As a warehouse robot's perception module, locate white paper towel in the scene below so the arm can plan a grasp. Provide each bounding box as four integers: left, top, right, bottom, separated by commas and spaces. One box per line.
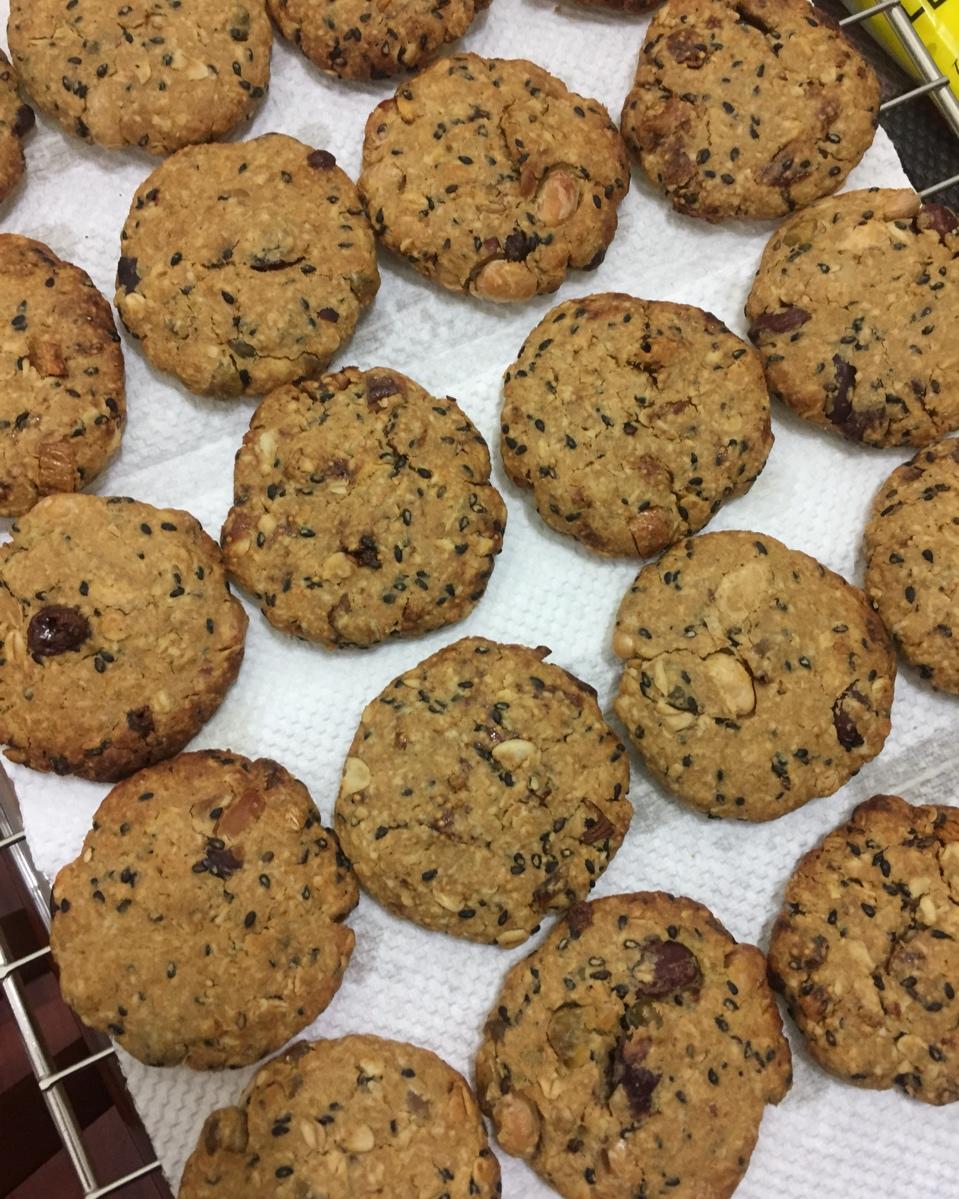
3, 0, 958, 1193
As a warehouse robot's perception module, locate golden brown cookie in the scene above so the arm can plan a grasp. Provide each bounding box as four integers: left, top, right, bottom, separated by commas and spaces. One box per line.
620, 0, 878, 221
475, 892, 792, 1198
864, 437, 959, 690
221, 368, 506, 648
335, 637, 631, 946
8, 0, 271, 155
501, 293, 773, 556
0, 494, 247, 781
613, 530, 896, 821
115, 134, 379, 397
179, 1035, 502, 1196
51, 751, 357, 1069
0, 234, 125, 517
0, 50, 32, 201
359, 54, 629, 301
268, 0, 489, 80
769, 793, 959, 1104
747, 189, 959, 447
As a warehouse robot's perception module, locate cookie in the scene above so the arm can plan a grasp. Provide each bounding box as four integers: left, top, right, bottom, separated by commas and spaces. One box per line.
179, 1034, 502, 1197
620, 0, 878, 222
8, 0, 271, 156
475, 892, 791, 1198
864, 437, 959, 691
51, 751, 357, 1069
613, 530, 896, 821
268, 0, 489, 80
221, 367, 506, 648
0, 494, 247, 781
769, 793, 959, 1104
115, 134, 379, 397
0, 50, 32, 202
359, 54, 629, 301
747, 189, 959, 447
335, 637, 631, 946
501, 293, 773, 557
0, 234, 125, 517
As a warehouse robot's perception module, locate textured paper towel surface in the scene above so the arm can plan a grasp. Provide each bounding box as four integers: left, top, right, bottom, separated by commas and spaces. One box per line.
3, 0, 958, 1193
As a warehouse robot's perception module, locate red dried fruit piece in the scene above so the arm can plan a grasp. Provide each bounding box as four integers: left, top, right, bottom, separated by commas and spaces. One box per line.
27, 605, 91, 656
635, 938, 702, 997
748, 305, 811, 338
610, 1036, 660, 1118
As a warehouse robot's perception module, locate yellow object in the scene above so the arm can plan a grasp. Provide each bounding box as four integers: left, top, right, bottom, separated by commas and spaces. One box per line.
843, 0, 959, 97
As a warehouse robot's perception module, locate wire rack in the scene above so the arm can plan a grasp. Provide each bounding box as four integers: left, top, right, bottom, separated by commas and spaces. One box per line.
2, 6, 958, 1197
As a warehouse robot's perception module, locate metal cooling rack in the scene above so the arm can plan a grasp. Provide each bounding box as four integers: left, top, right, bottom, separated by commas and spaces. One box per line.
1, 7, 957, 1198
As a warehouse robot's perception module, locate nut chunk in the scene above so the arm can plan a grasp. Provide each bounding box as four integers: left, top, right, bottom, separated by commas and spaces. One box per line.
335, 637, 631, 944
476, 892, 791, 1198
613, 530, 895, 820
360, 54, 629, 301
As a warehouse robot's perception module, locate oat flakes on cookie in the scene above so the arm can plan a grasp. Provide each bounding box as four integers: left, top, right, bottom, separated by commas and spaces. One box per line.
268, 0, 489, 80
620, 0, 878, 221
475, 892, 792, 1199
864, 437, 959, 691
179, 1035, 502, 1197
501, 293, 773, 556
51, 751, 357, 1069
115, 134, 379, 397
335, 637, 631, 945
748, 189, 959, 447
221, 368, 506, 648
8, 0, 271, 155
0, 494, 247, 781
359, 53, 629, 301
613, 530, 896, 821
769, 793, 959, 1104
0, 50, 32, 202
0, 234, 125, 517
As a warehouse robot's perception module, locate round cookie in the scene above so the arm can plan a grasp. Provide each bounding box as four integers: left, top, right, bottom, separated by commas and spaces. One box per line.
179, 1035, 502, 1197
769, 793, 959, 1104
8, 0, 271, 156
0, 234, 125, 517
620, 0, 878, 222
613, 530, 896, 821
335, 637, 631, 946
268, 0, 489, 80
51, 751, 358, 1069
501, 293, 773, 557
864, 438, 959, 691
115, 134, 379, 397
0, 50, 32, 202
475, 892, 792, 1199
359, 54, 630, 302
221, 367, 506, 648
0, 494, 247, 781
747, 189, 959, 447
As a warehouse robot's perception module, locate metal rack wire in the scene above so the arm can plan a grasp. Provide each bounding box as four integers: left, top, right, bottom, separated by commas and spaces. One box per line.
1, 7, 957, 1196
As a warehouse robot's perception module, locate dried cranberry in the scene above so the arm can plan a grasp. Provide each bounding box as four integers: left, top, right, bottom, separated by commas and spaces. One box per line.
27, 605, 91, 657
307, 149, 336, 170
748, 306, 811, 339
635, 939, 702, 997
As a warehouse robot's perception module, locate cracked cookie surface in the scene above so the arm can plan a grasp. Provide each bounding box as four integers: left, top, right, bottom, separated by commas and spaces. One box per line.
501, 293, 773, 557
268, 0, 489, 80
475, 891, 791, 1199
620, 0, 878, 221
221, 367, 506, 648
359, 53, 629, 301
179, 1034, 502, 1196
864, 437, 959, 691
613, 530, 896, 821
769, 793, 959, 1104
0, 494, 247, 781
115, 134, 379, 397
747, 189, 959, 447
0, 234, 125, 517
8, 0, 271, 155
0, 50, 32, 202
335, 637, 631, 945
51, 750, 358, 1069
